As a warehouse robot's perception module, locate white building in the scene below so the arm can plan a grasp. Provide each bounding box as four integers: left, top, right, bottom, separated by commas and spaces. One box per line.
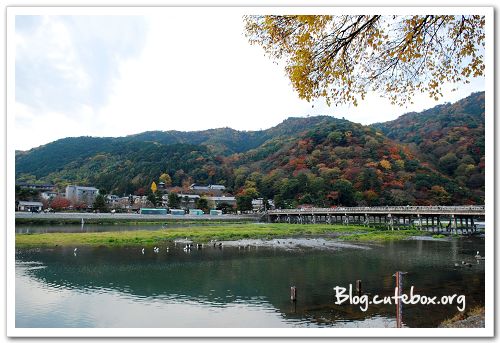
40, 191, 58, 200
209, 184, 226, 191
252, 198, 275, 212
105, 194, 120, 207
189, 184, 226, 194
17, 201, 43, 212
65, 185, 99, 205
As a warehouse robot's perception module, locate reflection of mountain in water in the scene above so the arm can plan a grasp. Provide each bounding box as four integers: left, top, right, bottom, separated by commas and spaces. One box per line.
16, 239, 485, 328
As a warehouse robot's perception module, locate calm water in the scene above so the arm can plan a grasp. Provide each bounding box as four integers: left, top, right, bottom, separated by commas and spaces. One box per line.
15, 223, 207, 234
16, 234, 484, 328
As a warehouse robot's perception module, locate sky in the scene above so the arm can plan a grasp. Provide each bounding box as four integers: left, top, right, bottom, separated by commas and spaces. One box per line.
13, 11, 485, 151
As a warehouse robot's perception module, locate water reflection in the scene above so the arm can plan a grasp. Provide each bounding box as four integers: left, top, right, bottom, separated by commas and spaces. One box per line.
16, 223, 209, 234
16, 239, 484, 328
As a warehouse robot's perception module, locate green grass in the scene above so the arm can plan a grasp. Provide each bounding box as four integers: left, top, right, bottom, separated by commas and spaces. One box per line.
15, 223, 432, 247
432, 234, 446, 239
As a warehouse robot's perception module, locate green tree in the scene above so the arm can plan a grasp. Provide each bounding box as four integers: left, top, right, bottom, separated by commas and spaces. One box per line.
93, 194, 108, 212
167, 192, 180, 208
146, 192, 158, 207
195, 197, 209, 213
216, 202, 235, 214
439, 152, 459, 174
331, 179, 355, 206
236, 194, 253, 212
244, 15, 485, 106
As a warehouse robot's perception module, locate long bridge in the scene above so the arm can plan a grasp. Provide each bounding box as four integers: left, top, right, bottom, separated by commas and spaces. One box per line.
266, 206, 485, 234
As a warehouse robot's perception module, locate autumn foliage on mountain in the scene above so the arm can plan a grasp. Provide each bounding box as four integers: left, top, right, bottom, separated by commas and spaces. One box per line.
15, 92, 485, 207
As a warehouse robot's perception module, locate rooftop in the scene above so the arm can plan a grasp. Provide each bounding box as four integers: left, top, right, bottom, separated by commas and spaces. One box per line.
206, 196, 236, 201
18, 201, 43, 206
67, 185, 99, 191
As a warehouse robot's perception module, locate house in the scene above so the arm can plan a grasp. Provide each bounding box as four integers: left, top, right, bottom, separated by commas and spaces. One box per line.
190, 184, 210, 191
189, 184, 226, 195
106, 195, 120, 206
17, 201, 43, 212
65, 185, 99, 205
177, 194, 200, 209
209, 184, 226, 191
116, 196, 133, 209
252, 198, 275, 212
40, 191, 58, 200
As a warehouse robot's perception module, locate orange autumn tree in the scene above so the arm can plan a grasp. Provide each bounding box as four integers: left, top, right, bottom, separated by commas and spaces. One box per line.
244, 15, 485, 106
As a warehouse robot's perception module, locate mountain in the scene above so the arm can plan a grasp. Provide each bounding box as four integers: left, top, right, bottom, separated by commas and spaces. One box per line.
372, 91, 485, 200
15, 93, 485, 206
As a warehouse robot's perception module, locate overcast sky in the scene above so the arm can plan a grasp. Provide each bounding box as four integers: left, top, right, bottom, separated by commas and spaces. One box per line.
14, 11, 485, 151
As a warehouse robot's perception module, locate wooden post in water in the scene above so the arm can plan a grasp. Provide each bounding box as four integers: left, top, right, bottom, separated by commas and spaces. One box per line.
393, 271, 406, 328
356, 280, 362, 296
290, 286, 297, 302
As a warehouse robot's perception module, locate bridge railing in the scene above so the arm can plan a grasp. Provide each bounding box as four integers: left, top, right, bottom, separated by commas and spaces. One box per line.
267, 205, 485, 215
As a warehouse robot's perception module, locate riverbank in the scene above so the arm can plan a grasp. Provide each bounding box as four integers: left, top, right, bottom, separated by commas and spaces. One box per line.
15, 223, 439, 247
439, 307, 485, 328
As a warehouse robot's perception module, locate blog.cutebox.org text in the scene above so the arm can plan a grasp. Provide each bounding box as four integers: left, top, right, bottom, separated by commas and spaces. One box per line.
333, 284, 466, 312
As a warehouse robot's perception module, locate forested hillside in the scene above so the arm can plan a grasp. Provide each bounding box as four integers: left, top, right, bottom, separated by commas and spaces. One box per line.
15, 92, 485, 206
372, 92, 485, 202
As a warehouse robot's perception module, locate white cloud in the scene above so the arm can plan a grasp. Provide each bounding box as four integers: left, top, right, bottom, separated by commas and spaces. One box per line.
14, 102, 96, 150
15, 16, 90, 110
94, 14, 311, 136
14, 11, 485, 150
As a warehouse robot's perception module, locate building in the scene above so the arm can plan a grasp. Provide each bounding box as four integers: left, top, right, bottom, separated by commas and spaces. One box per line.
177, 194, 200, 209
209, 184, 226, 191
252, 198, 275, 212
206, 196, 236, 208
40, 191, 58, 200
65, 185, 99, 205
17, 201, 43, 212
189, 184, 226, 195
189, 184, 210, 192
105, 195, 120, 208
16, 183, 55, 192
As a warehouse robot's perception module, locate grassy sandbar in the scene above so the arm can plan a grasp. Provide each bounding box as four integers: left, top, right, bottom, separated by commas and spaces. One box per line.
15, 223, 434, 248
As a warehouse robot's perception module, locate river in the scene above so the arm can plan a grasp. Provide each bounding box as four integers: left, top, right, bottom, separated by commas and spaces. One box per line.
15, 231, 484, 328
